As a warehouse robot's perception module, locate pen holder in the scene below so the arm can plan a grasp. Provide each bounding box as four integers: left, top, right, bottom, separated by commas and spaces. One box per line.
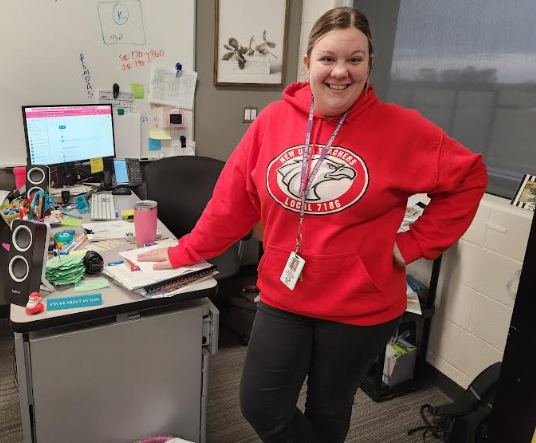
134, 200, 158, 246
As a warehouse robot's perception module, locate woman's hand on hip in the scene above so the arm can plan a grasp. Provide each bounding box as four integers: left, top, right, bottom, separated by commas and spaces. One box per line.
137, 247, 173, 270
393, 242, 405, 267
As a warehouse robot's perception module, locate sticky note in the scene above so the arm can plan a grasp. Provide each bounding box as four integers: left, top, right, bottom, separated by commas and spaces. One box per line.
130, 83, 144, 99
75, 278, 110, 292
60, 218, 83, 227
149, 138, 162, 151
149, 128, 171, 140
90, 157, 104, 173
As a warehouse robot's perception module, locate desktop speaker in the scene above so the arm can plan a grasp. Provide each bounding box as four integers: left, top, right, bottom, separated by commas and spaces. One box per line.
26, 165, 50, 196
6, 220, 51, 306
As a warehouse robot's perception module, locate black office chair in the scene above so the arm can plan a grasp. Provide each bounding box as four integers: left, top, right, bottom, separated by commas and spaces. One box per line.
144, 156, 248, 299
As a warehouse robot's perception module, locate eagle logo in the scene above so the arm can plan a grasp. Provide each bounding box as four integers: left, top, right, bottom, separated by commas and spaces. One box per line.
267, 145, 369, 215
278, 157, 357, 201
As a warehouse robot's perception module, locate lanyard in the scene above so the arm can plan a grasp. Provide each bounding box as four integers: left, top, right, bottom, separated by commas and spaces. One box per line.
295, 101, 349, 254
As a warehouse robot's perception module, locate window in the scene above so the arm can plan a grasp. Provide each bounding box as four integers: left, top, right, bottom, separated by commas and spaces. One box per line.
361, 0, 536, 199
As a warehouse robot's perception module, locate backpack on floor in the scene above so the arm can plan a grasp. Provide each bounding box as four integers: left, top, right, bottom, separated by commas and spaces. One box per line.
408, 362, 501, 442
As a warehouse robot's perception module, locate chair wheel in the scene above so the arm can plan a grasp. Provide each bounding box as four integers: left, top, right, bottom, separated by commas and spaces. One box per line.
239, 335, 250, 346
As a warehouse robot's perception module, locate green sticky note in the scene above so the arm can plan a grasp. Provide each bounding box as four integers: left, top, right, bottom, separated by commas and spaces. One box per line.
130, 84, 144, 99
75, 278, 110, 292
61, 218, 83, 227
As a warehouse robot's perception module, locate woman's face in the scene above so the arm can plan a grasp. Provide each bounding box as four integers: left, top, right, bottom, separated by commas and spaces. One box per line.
304, 27, 372, 118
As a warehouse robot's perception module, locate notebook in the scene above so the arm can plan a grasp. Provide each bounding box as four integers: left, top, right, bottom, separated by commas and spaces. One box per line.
103, 240, 217, 297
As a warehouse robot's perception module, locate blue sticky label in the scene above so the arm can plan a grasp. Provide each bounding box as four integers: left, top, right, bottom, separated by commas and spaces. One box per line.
47, 294, 103, 311
149, 138, 161, 151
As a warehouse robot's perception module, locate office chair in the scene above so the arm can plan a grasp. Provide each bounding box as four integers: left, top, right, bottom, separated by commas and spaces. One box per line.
144, 156, 249, 296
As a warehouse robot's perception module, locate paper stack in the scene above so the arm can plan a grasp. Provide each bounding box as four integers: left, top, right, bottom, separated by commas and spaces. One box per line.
406, 284, 422, 315
82, 220, 135, 242
45, 255, 86, 285
398, 202, 426, 233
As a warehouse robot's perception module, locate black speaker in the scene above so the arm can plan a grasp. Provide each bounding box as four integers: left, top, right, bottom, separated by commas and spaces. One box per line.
6, 220, 51, 306
26, 165, 50, 196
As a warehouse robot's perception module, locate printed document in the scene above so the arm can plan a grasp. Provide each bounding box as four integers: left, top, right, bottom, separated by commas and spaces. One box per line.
149, 67, 197, 109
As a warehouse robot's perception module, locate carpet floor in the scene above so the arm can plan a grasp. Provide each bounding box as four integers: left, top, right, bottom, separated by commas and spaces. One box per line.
0, 319, 444, 443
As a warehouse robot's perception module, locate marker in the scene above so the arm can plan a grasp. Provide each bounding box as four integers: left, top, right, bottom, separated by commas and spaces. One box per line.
115, 207, 119, 219
60, 210, 82, 219
61, 233, 87, 254
107, 261, 124, 266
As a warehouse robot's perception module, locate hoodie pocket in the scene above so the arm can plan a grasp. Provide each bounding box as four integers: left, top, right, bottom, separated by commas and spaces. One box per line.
258, 246, 380, 294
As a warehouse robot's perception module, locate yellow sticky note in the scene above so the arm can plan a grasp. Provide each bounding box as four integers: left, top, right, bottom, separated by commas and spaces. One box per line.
149, 128, 171, 140
130, 83, 144, 99
90, 157, 104, 173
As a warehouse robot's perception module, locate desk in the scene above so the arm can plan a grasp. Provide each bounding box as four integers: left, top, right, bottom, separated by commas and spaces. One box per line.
10, 193, 219, 443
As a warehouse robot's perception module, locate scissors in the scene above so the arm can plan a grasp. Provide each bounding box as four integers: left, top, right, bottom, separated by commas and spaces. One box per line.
31, 190, 56, 215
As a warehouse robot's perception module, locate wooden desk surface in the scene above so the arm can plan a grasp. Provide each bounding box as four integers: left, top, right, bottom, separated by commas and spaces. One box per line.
10, 192, 217, 333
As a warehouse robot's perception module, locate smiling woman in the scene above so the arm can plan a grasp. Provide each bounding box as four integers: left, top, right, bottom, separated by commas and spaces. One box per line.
139, 7, 488, 442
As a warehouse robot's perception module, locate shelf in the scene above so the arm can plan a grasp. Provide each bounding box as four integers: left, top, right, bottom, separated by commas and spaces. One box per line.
361, 373, 425, 402
360, 256, 442, 402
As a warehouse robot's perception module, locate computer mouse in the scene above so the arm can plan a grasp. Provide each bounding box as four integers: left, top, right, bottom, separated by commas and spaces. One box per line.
112, 187, 132, 195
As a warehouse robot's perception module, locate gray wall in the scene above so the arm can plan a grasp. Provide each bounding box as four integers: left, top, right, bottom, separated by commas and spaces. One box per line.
194, 0, 304, 161
353, 0, 401, 100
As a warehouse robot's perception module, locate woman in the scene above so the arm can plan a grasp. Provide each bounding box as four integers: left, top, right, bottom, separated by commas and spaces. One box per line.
139, 7, 487, 442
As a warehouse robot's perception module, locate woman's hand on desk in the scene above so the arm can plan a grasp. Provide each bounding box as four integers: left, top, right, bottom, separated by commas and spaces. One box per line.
137, 247, 173, 270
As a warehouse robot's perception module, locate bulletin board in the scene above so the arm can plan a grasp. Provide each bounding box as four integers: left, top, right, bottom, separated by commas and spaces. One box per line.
0, 0, 196, 167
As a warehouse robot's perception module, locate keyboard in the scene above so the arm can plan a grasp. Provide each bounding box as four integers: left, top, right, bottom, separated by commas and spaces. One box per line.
90, 192, 117, 220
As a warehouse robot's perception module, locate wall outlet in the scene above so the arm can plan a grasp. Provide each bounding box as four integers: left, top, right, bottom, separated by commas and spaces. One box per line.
243, 106, 258, 123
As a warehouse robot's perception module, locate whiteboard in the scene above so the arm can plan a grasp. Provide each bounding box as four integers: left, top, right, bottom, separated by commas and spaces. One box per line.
0, 0, 195, 167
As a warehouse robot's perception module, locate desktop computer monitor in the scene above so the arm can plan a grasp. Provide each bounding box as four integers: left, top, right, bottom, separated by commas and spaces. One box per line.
23, 104, 115, 165
22, 104, 116, 187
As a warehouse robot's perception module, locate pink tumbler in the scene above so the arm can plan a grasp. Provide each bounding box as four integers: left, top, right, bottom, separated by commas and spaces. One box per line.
134, 200, 158, 245
13, 167, 26, 189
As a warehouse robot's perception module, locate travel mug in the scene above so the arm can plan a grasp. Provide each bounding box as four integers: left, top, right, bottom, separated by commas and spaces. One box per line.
134, 200, 158, 245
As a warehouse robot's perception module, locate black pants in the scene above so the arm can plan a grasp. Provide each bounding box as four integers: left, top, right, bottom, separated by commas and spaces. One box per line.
240, 301, 399, 443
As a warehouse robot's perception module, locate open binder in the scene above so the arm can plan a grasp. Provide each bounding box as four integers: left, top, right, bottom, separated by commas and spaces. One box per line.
103, 240, 217, 297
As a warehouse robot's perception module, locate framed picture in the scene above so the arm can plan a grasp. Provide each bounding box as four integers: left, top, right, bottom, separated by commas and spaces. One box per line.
511, 174, 536, 212
214, 0, 289, 86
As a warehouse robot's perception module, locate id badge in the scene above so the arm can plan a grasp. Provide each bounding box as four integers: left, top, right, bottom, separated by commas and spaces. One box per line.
280, 252, 306, 290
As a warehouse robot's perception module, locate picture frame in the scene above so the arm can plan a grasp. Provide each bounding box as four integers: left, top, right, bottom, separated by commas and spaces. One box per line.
511, 174, 536, 212
214, 0, 289, 86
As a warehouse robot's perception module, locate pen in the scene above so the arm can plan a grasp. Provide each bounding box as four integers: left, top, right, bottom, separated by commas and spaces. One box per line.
115, 207, 119, 219
60, 210, 82, 219
107, 261, 124, 266
63, 233, 87, 254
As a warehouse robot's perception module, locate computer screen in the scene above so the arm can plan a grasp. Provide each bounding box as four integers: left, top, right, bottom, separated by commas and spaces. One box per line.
23, 104, 115, 166
113, 159, 129, 185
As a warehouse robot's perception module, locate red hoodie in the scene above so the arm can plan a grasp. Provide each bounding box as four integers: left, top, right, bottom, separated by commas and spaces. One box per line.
168, 83, 488, 326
